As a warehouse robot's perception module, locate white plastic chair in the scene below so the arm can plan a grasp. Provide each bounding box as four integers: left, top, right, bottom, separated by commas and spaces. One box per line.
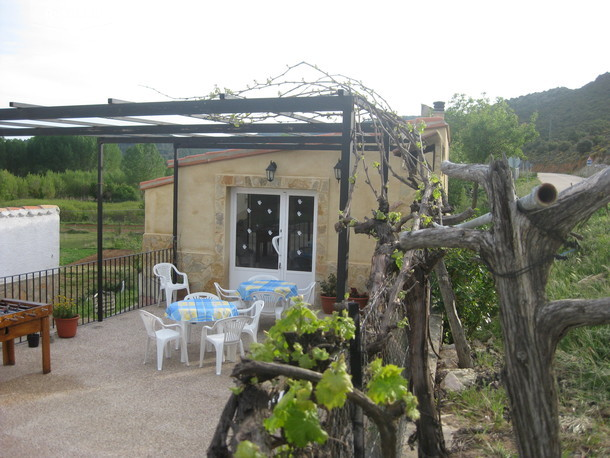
251, 290, 286, 321
214, 282, 244, 309
237, 300, 264, 344
184, 292, 219, 300
247, 274, 279, 281
181, 292, 221, 344
199, 316, 251, 374
295, 282, 316, 305
153, 263, 190, 306
138, 310, 182, 371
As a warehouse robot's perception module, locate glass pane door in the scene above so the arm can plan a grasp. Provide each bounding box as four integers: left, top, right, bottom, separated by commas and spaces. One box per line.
230, 189, 316, 289
286, 195, 314, 272
234, 193, 280, 269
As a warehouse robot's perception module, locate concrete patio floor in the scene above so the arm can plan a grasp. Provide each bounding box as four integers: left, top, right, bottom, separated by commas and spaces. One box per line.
1, 304, 444, 457
0, 305, 269, 457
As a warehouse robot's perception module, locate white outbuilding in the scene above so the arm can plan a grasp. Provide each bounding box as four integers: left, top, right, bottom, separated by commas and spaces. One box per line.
0, 205, 60, 278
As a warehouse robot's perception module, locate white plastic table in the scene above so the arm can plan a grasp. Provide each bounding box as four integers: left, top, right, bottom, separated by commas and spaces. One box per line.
166, 298, 238, 365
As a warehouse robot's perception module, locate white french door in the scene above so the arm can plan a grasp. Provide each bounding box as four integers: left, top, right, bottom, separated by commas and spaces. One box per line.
229, 188, 317, 289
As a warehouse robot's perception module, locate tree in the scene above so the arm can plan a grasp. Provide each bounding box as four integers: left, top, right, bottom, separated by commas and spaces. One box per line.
211, 302, 419, 457
0, 138, 6, 170
1, 138, 28, 175
446, 95, 538, 163
26, 136, 96, 173
102, 143, 123, 172
61, 169, 96, 199
121, 144, 167, 187
204, 62, 448, 457
445, 94, 538, 208
401, 161, 610, 456
576, 139, 592, 154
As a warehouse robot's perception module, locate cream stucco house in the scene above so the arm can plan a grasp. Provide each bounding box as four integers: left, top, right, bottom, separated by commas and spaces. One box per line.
140, 109, 449, 303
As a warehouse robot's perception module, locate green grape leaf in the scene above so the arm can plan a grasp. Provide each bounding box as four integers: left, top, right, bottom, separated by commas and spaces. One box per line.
230, 386, 244, 395
235, 440, 266, 458
366, 359, 410, 405
283, 405, 328, 446
392, 249, 404, 269
249, 342, 277, 362
311, 346, 329, 361
404, 394, 420, 420
375, 210, 387, 220
316, 356, 353, 409
296, 353, 315, 369
264, 380, 327, 447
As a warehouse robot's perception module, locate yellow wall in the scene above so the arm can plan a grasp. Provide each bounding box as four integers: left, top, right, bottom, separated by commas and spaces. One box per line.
142, 122, 449, 296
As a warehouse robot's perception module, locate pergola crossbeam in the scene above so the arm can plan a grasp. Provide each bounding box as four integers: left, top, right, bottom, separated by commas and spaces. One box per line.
0, 95, 351, 122
0, 122, 345, 138
0, 93, 362, 318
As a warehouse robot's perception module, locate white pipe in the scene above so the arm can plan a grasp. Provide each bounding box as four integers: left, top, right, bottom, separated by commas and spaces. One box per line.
516, 183, 557, 211
454, 183, 558, 229
454, 212, 492, 229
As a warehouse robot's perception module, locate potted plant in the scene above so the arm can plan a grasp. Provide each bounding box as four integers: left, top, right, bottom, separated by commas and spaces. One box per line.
349, 287, 369, 309
53, 295, 79, 338
319, 273, 338, 314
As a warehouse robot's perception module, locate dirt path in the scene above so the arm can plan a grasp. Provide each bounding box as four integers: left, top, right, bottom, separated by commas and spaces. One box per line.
538, 172, 584, 193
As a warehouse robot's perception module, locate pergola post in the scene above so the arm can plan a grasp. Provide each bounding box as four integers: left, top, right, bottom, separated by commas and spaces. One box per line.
172, 143, 179, 266
336, 96, 353, 302
96, 140, 104, 322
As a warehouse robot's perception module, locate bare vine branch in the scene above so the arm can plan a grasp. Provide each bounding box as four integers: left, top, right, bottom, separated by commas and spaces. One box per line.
536, 297, 610, 350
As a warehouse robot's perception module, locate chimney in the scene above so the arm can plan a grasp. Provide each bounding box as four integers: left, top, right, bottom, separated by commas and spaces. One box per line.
433, 101, 445, 118
421, 104, 433, 117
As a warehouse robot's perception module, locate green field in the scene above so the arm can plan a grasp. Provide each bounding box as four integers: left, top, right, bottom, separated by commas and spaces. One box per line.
1, 199, 144, 265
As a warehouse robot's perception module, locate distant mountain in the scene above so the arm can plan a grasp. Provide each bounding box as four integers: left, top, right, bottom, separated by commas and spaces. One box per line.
508, 73, 610, 140
507, 73, 610, 170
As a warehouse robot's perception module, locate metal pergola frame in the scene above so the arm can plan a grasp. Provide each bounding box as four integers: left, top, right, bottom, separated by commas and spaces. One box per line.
0, 93, 375, 320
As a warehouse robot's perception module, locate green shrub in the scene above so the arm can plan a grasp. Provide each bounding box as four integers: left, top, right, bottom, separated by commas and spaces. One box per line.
0, 170, 20, 200
447, 177, 468, 210
111, 183, 140, 202
432, 249, 498, 342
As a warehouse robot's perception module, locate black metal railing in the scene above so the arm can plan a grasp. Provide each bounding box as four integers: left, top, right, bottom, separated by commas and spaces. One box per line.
0, 248, 172, 325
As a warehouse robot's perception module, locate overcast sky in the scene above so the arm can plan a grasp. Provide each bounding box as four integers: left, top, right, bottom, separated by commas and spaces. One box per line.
0, 0, 608, 116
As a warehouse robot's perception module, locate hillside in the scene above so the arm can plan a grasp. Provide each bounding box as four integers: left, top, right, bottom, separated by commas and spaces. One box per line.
507, 73, 610, 171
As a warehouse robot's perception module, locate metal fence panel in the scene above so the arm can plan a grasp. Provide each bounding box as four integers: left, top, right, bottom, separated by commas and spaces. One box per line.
0, 248, 172, 324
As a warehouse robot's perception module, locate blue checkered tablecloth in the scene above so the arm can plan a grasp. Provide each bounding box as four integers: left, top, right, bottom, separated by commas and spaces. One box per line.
237, 280, 298, 301
165, 299, 238, 322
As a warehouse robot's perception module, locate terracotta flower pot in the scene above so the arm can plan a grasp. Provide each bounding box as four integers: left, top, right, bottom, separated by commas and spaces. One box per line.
320, 296, 336, 314
349, 296, 369, 309
55, 315, 79, 338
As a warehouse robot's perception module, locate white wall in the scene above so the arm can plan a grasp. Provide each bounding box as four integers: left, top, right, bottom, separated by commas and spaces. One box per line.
0, 205, 60, 277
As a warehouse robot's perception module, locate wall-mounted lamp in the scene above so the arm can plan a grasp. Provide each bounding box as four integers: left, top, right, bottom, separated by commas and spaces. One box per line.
266, 161, 277, 182
333, 159, 342, 182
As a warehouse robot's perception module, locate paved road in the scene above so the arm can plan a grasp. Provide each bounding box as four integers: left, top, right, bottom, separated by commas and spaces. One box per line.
537, 172, 585, 193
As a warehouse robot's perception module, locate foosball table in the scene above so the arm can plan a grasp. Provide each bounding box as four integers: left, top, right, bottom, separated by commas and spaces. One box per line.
0, 298, 52, 374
